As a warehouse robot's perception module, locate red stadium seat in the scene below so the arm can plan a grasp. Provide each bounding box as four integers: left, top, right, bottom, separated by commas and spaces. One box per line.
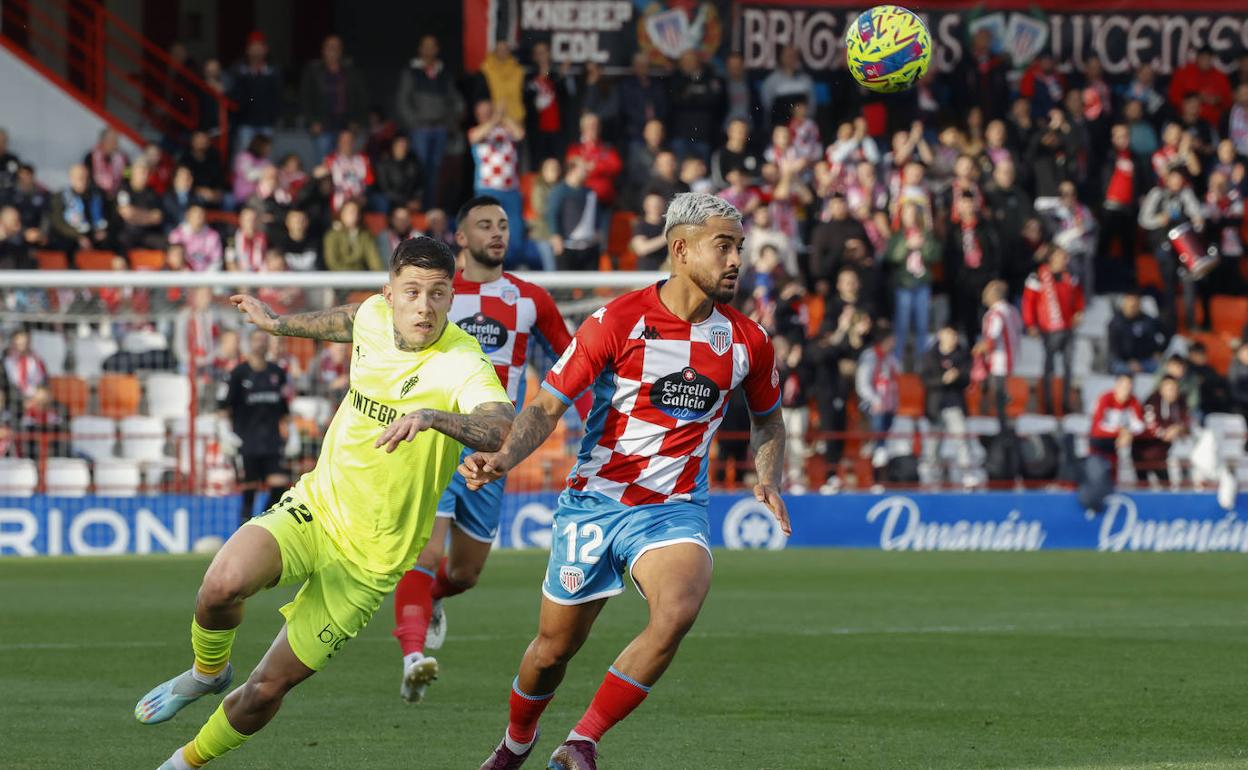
607, 211, 635, 261
34, 249, 69, 270
897, 373, 924, 417
74, 249, 119, 271
1210, 295, 1248, 338
363, 211, 387, 237
1135, 254, 1163, 291
409, 211, 426, 233
98, 374, 141, 418
1006, 377, 1031, 417
128, 248, 166, 271
49, 375, 89, 417
1192, 332, 1233, 375
519, 172, 536, 221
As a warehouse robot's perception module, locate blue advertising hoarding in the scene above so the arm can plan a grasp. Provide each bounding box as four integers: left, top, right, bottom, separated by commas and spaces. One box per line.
0, 492, 1243, 556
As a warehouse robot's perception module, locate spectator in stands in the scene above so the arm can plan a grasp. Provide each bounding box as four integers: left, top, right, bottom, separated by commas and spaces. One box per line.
760, 45, 815, 129
48, 163, 112, 255
1158, 354, 1200, 413
0, 386, 14, 458
1025, 108, 1077, 199
953, 29, 1011, 120
4, 329, 47, 400
0, 205, 38, 270
885, 202, 939, 367
1177, 94, 1218, 173
667, 51, 724, 162
1097, 123, 1143, 292
168, 204, 223, 272
5, 165, 48, 232
421, 207, 455, 249
468, 100, 526, 263
856, 325, 900, 470
480, 41, 526, 125
1135, 376, 1190, 487
221, 329, 291, 522
772, 334, 812, 491
0, 128, 19, 190
324, 198, 382, 272
1204, 169, 1245, 289
1022, 246, 1084, 414
396, 35, 462, 209
116, 159, 165, 252
722, 52, 755, 133
173, 286, 218, 374
299, 35, 368, 160
1139, 168, 1204, 330
292, 165, 335, 240
1019, 51, 1064, 120
527, 157, 560, 271
18, 384, 67, 459
324, 129, 373, 214
982, 159, 1035, 298
1169, 46, 1232, 127
546, 159, 599, 271
179, 131, 226, 206
245, 166, 290, 235
946, 191, 1000, 344
624, 119, 667, 211
566, 112, 623, 232
225, 206, 267, 272
229, 31, 282, 152
1152, 123, 1202, 181
232, 133, 273, 205
973, 280, 1022, 427
375, 135, 423, 214
571, 61, 619, 134
827, 119, 881, 182
640, 150, 687, 207
742, 206, 792, 283
1187, 342, 1232, 418
377, 205, 415, 259
1125, 64, 1166, 123
1038, 181, 1098, 294
1230, 344, 1248, 421
198, 57, 228, 135
1108, 292, 1168, 375
629, 192, 668, 271
679, 156, 714, 196
203, 328, 241, 396
920, 323, 972, 424
1083, 374, 1144, 511
759, 157, 812, 254
809, 193, 867, 293
615, 51, 668, 152
717, 167, 761, 222
274, 208, 321, 272
85, 128, 128, 196
256, 250, 303, 315
148, 243, 188, 313
276, 153, 308, 200
1229, 84, 1248, 158
163, 166, 202, 230
523, 42, 573, 163
711, 118, 759, 189
312, 342, 351, 404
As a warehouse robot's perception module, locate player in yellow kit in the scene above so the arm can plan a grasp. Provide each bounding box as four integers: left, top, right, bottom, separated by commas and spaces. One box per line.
135, 237, 513, 769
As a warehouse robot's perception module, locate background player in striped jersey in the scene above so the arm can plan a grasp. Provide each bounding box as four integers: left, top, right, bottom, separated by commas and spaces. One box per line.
391, 195, 587, 703
463, 193, 791, 769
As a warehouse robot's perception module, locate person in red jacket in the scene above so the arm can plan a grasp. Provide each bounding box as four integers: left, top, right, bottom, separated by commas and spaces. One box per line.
565, 112, 622, 241
1168, 46, 1233, 127
1021, 246, 1085, 414
1090, 374, 1145, 463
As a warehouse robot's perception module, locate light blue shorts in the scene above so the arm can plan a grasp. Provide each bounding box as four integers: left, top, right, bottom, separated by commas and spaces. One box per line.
435, 447, 504, 543
542, 489, 712, 605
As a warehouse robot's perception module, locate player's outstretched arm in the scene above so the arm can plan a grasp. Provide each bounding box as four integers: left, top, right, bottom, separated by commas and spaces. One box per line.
749, 407, 792, 536
374, 401, 514, 454
458, 389, 569, 491
230, 294, 361, 342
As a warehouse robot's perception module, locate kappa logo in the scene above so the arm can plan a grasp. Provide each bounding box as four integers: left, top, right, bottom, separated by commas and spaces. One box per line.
559, 565, 585, 593
708, 325, 731, 355
640, 324, 662, 340
400, 375, 420, 398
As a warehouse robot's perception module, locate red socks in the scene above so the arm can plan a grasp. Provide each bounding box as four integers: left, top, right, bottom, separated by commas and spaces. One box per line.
572, 667, 651, 743
392, 567, 434, 656
431, 558, 468, 601
507, 677, 554, 744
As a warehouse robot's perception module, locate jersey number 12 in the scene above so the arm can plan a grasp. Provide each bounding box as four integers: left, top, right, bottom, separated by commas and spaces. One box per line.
563, 522, 603, 564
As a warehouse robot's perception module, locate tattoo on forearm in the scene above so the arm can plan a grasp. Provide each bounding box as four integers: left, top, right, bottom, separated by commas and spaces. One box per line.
273, 303, 360, 342
496, 403, 560, 469
751, 409, 786, 488
424, 403, 514, 452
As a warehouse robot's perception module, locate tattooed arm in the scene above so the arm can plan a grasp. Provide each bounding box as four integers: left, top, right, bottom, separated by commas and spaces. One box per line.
457, 389, 569, 490
749, 407, 792, 535
230, 294, 361, 342
374, 401, 515, 453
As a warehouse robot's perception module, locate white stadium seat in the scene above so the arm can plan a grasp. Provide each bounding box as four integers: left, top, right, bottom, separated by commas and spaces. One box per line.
1015, 414, 1059, 437
72, 335, 118, 379
885, 416, 916, 458
70, 415, 117, 461
290, 395, 333, 424
1132, 375, 1156, 403
45, 457, 90, 497
1080, 374, 1117, 408
93, 458, 141, 496
1205, 413, 1247, 464
1013, 335, 1044, 379
1061, 413, 1091, 458
145, 373, 192, 421
119, 415, 167, 462
29, 329, 67, 376
1072, 337, 1096, 378
0, 458, 38, 496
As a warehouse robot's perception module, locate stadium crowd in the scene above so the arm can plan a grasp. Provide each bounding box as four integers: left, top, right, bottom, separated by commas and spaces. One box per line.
2, 30, 1248, 492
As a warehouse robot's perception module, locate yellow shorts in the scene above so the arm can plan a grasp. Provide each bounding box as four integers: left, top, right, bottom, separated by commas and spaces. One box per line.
244, 496, 400, 671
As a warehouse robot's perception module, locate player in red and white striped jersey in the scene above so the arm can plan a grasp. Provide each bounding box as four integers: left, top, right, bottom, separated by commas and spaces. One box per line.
465, 193, 791, 770
391, 196, 585, 705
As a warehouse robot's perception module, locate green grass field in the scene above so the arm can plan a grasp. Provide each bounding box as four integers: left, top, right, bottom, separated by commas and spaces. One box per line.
2, 550, 1247, 769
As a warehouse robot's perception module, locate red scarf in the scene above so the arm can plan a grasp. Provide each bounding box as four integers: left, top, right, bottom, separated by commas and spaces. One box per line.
871, 345, 900, 412
961, 221, 982, 269
1106, 150, 1134, 206
1039, 266, 1067, 330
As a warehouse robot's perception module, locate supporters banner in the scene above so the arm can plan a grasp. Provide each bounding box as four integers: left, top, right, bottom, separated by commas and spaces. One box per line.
489, 0, 732, 66
4, 491, 1239, 556
735, 0, 1248, 76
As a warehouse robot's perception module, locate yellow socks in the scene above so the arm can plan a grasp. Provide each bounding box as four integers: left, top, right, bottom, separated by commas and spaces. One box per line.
190, 617, 235, 678
183, 704, 250, 767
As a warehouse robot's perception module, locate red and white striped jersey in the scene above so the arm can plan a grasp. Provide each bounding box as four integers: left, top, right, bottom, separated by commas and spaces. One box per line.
544, 283, 781, 507
981, 300, 1022, 377
451, 272, 572, 404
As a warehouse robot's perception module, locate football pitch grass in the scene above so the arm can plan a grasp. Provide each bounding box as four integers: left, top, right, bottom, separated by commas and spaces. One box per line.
2, 550, 1246, 769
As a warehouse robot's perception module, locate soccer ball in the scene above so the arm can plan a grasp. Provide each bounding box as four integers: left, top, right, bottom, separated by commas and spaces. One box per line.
844, 5, 932, 94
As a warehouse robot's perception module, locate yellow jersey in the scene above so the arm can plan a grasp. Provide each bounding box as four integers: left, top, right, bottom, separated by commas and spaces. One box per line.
288, 294, 509, 575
